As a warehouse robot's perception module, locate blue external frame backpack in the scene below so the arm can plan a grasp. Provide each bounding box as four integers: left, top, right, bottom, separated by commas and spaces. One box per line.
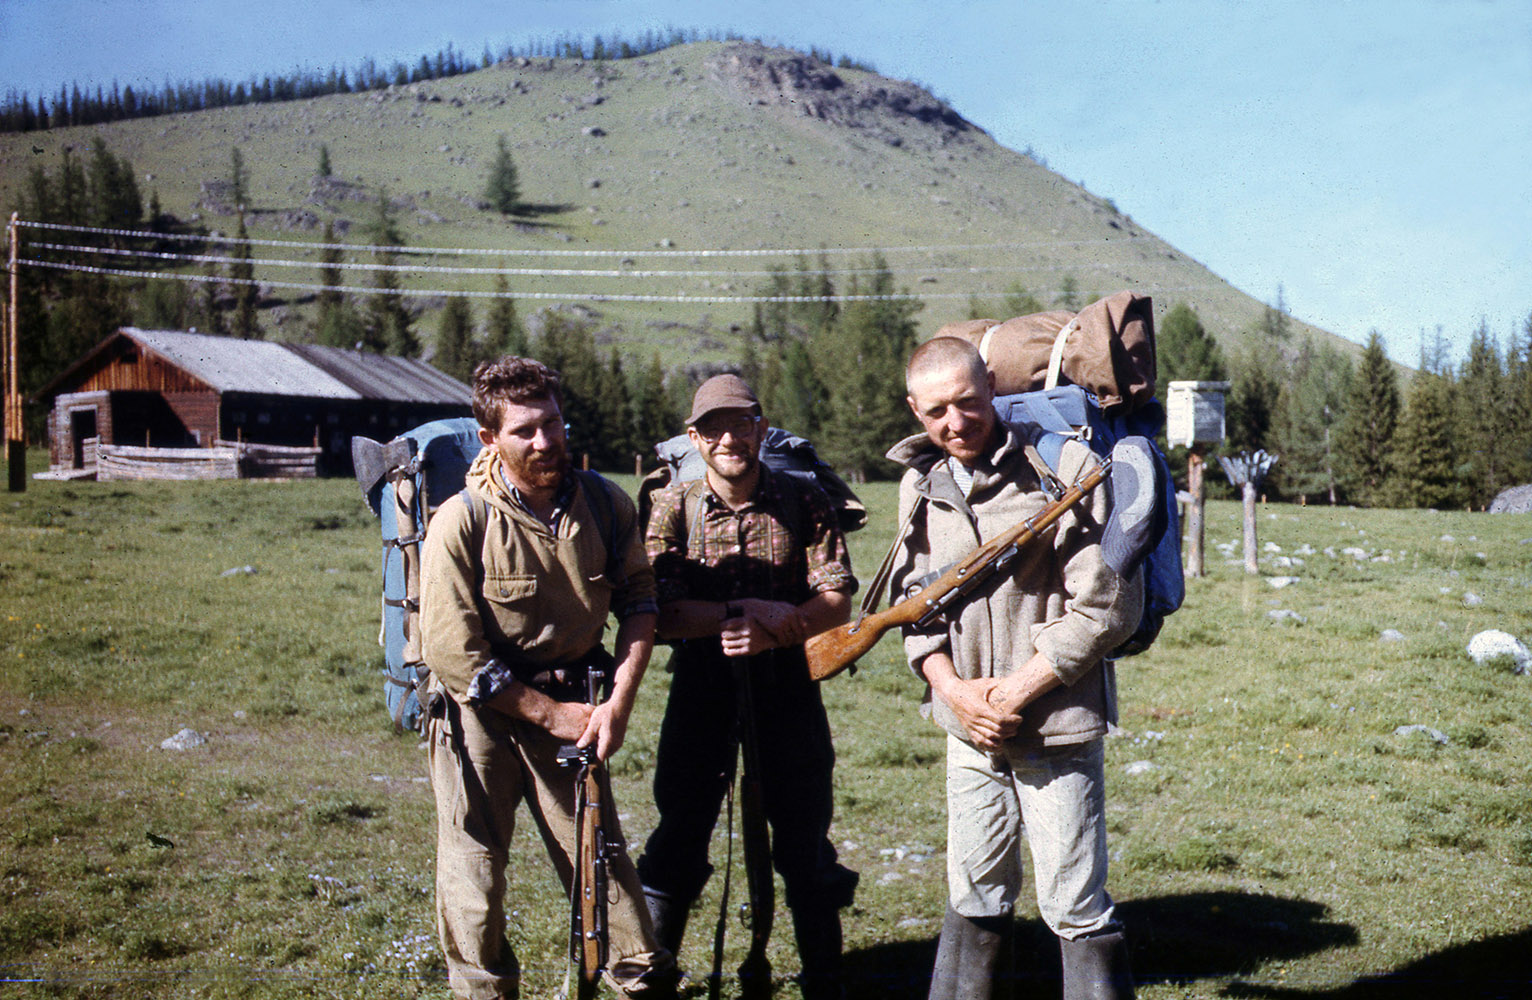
995, 384, 1184, 656
355, 417, 484, 732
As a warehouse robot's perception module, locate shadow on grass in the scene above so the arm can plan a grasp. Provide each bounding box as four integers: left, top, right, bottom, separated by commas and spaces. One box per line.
1223, 925, 1532, 1000
839, 890, 1359, 1000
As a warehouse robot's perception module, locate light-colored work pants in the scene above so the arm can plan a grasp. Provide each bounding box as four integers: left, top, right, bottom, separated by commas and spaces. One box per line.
944, 735, 1116, 940
428, 693, 671, 999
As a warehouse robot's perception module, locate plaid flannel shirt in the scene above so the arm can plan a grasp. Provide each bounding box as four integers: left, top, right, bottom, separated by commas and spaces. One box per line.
646, 466, 855, 607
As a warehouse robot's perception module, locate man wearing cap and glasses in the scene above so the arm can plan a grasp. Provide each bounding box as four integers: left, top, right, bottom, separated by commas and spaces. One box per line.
635, 374, 860, 999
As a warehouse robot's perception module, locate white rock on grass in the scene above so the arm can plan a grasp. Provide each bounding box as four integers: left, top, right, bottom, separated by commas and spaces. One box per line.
1467, 630, 1531, 674
1268, 609, 1307, 624
1267, 576, 1299, 589
161, 728, 206, 750
1124, 760, 1158, 776
1463, 592, 1484, 607
1380, 629, 1406, 642
1394, 724, 1449, 745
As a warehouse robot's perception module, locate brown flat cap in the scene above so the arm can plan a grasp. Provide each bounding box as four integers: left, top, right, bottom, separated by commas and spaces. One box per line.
687, 373, 760, 425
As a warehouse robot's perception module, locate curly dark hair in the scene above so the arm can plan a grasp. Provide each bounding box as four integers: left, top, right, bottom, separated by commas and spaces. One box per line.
472, 356, 564, 432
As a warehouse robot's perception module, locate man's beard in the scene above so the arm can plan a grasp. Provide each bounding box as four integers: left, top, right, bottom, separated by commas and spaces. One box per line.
508, 445, 568, 491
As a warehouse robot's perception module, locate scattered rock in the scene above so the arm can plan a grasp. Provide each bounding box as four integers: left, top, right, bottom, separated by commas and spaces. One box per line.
1463, 592, 1483, 607
1394, 724, 1448, 745
1267, 576, 1299, 589
1124, 760, 1158, 776
220, 565, 257, 577
1268, 609, 1307, 625
1380, 629, 1406, 642
1467, 629, 1531, 674
161, 728, 206, 750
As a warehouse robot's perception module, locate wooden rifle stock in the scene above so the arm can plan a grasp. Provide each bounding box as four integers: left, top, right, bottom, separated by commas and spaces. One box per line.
563, 666, 611, 1000
804, 457, 1111, 681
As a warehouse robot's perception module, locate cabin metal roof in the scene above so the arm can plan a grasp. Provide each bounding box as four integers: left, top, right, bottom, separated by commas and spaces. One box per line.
38, 328, 471, 405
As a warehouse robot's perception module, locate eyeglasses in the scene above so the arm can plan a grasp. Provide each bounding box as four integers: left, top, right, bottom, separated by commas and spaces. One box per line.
694, 414, 761, 441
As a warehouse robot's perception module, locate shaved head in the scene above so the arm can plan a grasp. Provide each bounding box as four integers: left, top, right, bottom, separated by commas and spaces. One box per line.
906, 337, 989, 394
905, 337, 999, 465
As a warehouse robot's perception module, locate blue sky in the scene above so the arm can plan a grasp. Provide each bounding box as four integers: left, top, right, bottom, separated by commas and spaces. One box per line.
3, 0, 1527, 365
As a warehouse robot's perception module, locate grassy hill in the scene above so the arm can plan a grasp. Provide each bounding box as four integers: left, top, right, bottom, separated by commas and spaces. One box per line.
0, 41, 1345, 372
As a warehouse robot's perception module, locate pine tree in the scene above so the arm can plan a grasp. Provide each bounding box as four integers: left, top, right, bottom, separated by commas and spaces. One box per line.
317, 144, 332, 178
317, 220, 344, 312
484, 136, 521, 215
1333, 331, 1400, 506
769, 339, 825, 439
434, 295, 475, 383
534, 312, 602, 466
594, 350, 636, 469
230, 212, 259, 338
1157, 303, 1227, 383
1056, 274, 1081, 311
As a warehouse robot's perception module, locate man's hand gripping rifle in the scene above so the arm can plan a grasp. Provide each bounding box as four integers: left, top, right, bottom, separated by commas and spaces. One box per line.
804, 455, 1112, 681
558, 662, 615, 1000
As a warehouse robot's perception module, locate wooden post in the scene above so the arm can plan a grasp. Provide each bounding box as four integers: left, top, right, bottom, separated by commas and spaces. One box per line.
1242, 482, 1259, 575
6, 212, 23, 492
1186, 449, 1206, 577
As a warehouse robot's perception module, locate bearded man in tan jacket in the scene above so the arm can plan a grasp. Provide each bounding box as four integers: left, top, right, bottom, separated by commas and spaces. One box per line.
888, 338, 1143, 1000
420, 356, 676, 1000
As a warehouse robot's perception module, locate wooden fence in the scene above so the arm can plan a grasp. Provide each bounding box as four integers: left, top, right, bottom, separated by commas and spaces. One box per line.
91, 439, 321, 481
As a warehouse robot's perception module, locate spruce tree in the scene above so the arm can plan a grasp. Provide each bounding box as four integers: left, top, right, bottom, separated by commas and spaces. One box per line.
814, 255, 920, 479
1158, 303, 1227, 383
362, 191, 417, 355
1269, 337, 1350, 503
484, 275, 528, 357
230, 212, 259, 339
1334, 330, 1400, 506
1455, 321, 1507, 508
1225, 344, 1283, 454
1001, 283, 1045, 318
484, 136, 521, 215
434, 295, 475, 383
229, 146, 248, 209
1387, 366, 1463, 509
1507, 313, 1532, 488
317, 144, 332, 178
595, 349, 636, 469
631, 353, 680, 460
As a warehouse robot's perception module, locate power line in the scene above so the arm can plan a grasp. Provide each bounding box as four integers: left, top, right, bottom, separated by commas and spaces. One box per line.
18, 256, 1230, 304
14, 218, 1158, 260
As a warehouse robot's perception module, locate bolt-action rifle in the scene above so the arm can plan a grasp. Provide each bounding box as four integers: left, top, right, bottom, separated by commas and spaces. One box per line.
804, 457, 1111, 681
558, 662, 615, 1000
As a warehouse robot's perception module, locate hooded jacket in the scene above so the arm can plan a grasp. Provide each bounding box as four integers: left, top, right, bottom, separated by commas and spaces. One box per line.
420, 447, 656, 701
887, 420, 1143, 747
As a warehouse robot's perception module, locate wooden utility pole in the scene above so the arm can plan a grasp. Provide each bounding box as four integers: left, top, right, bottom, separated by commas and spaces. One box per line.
6, 212, 23, 493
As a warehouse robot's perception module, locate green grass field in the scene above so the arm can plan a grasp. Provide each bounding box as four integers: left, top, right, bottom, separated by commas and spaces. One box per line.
1, 460, 1530, 998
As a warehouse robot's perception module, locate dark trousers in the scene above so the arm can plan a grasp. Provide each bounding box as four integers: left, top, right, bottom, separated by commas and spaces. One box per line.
636, 643, 856, 915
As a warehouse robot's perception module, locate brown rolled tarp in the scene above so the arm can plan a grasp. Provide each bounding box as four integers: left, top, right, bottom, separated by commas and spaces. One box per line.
934, 290, 1157, 414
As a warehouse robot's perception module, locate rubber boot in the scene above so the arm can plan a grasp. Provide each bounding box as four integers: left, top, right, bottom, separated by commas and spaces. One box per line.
1060, 926, 1134, 1000
792, 903, 846, 1000
927, 905, 1014, 1000
642, 885, 691, 963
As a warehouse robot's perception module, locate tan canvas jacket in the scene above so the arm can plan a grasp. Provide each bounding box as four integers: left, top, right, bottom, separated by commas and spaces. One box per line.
887, 421, 1143, 747
420, 447, 656, 701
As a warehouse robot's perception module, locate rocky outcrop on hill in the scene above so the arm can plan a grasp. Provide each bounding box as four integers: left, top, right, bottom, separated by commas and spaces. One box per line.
705, 43, 977, 148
